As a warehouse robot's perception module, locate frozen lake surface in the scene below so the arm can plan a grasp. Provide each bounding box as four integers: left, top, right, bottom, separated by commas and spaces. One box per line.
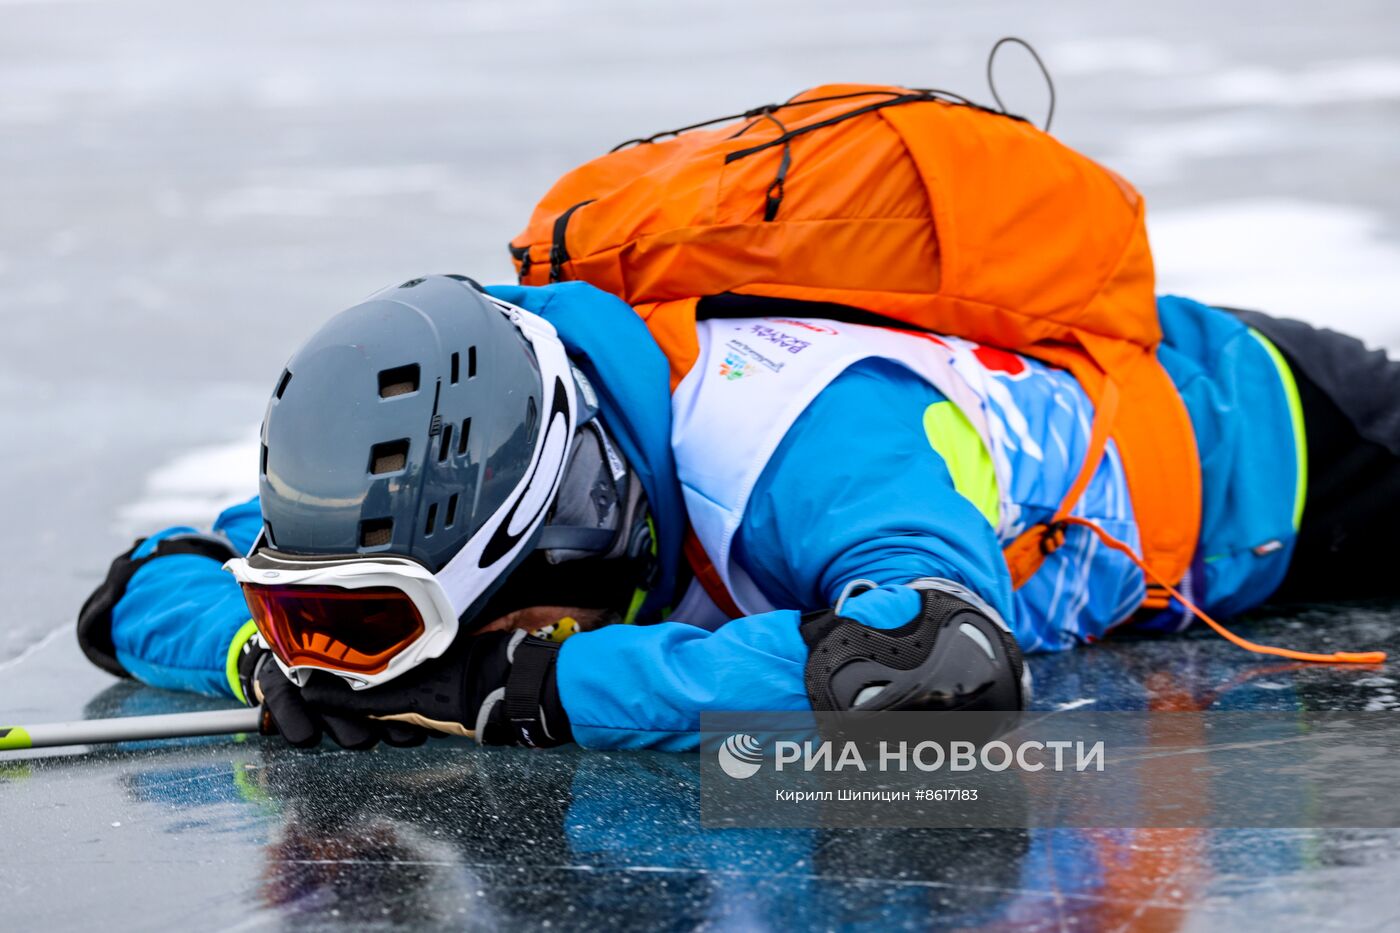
2, 0, 1400, 929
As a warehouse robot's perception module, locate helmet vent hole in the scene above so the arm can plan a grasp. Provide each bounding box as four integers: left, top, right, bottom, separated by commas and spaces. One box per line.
467, 346, 478, 379
458, 418, 471, 456
379, 364, 420, 398
425, 503, 438, 536
445, 493, 459, 528
450, 352, 460, 384
369, 439, 410, 475
438, 423, 454, 462
274, 369, 293, 400
260, 443, 269, 477
360, 518, 393, 548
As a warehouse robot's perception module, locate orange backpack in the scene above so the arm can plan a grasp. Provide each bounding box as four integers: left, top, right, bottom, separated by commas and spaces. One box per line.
510, 84, 1201, 608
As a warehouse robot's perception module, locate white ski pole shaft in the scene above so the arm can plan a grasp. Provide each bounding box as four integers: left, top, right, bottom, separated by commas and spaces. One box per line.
0, 707, 263, 751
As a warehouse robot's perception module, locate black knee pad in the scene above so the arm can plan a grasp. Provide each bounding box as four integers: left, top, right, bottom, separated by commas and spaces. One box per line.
800, 588, 1027, 713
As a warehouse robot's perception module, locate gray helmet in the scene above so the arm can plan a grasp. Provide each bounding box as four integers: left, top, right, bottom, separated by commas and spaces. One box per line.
259, 275, 548, 574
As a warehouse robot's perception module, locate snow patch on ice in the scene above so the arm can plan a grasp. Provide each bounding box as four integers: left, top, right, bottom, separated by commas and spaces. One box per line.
118, 431, 259, 532
1149, 199, 1400, 354
1188, 59, 1400, 108
1106, 115, 1282, 184
1048, 37, 1207, 77
1044, 40, 1400, 108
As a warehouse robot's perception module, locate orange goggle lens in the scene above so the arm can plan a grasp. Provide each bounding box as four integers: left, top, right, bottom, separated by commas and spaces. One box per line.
240, 583, 427, 675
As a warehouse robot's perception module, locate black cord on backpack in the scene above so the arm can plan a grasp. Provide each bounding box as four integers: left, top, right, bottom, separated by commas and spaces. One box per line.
986, 36, 1056, 132
608, 87, 1006, 154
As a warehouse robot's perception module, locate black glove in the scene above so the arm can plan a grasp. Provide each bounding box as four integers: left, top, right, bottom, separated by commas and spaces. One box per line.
235, 638, 428, 750
238, 630, 572, 751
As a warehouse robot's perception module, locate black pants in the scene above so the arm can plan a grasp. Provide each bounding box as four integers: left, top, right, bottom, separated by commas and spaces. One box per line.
1229, 309, 1400, 603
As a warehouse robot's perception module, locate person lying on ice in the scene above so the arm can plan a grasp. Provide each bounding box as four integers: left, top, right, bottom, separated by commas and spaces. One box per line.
75, 274, 1391, 752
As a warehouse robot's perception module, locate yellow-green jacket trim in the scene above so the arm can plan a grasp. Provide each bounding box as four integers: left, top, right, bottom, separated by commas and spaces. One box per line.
225, 620, 259, 705
922, 400, 1001, 529
1249, 328, 1309, 530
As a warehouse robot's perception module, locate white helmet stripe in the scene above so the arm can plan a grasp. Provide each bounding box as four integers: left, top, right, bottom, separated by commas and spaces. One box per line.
434, 299, 578, 618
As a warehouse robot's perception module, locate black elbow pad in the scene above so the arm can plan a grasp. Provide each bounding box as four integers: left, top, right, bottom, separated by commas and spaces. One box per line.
800, 588, 1027, 714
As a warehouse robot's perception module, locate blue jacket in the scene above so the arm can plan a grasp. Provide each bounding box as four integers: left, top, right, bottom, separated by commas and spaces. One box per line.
105, 285, 1302, 750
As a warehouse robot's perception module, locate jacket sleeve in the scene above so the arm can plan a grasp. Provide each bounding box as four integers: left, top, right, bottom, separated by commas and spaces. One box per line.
556, 360, 1010, 750
557, 585, 926, 751
98, 497, 263, 700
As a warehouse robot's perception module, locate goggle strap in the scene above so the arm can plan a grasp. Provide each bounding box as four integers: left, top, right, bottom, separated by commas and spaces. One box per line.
535, 525, 617, 552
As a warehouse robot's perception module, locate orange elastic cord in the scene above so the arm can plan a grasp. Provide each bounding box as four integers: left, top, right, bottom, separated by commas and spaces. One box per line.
1057, 379, 1120, 528
1059, 516, 1387, 665
1005, 380, 1121, 590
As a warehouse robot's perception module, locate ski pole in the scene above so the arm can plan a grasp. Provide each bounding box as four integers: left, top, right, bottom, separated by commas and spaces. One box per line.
0, 707, 263, 751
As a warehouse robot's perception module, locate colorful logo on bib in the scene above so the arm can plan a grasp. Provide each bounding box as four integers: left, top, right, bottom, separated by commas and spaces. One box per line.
719, 352, 753, 380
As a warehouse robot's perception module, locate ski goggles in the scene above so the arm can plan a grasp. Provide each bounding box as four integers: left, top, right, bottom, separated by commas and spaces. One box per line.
225, 295, 579, 689
227, 552, 456, 688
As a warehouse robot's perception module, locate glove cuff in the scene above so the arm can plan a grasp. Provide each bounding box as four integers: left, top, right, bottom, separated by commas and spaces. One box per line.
236, 632, 271, 708
479, 634, 572, 748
